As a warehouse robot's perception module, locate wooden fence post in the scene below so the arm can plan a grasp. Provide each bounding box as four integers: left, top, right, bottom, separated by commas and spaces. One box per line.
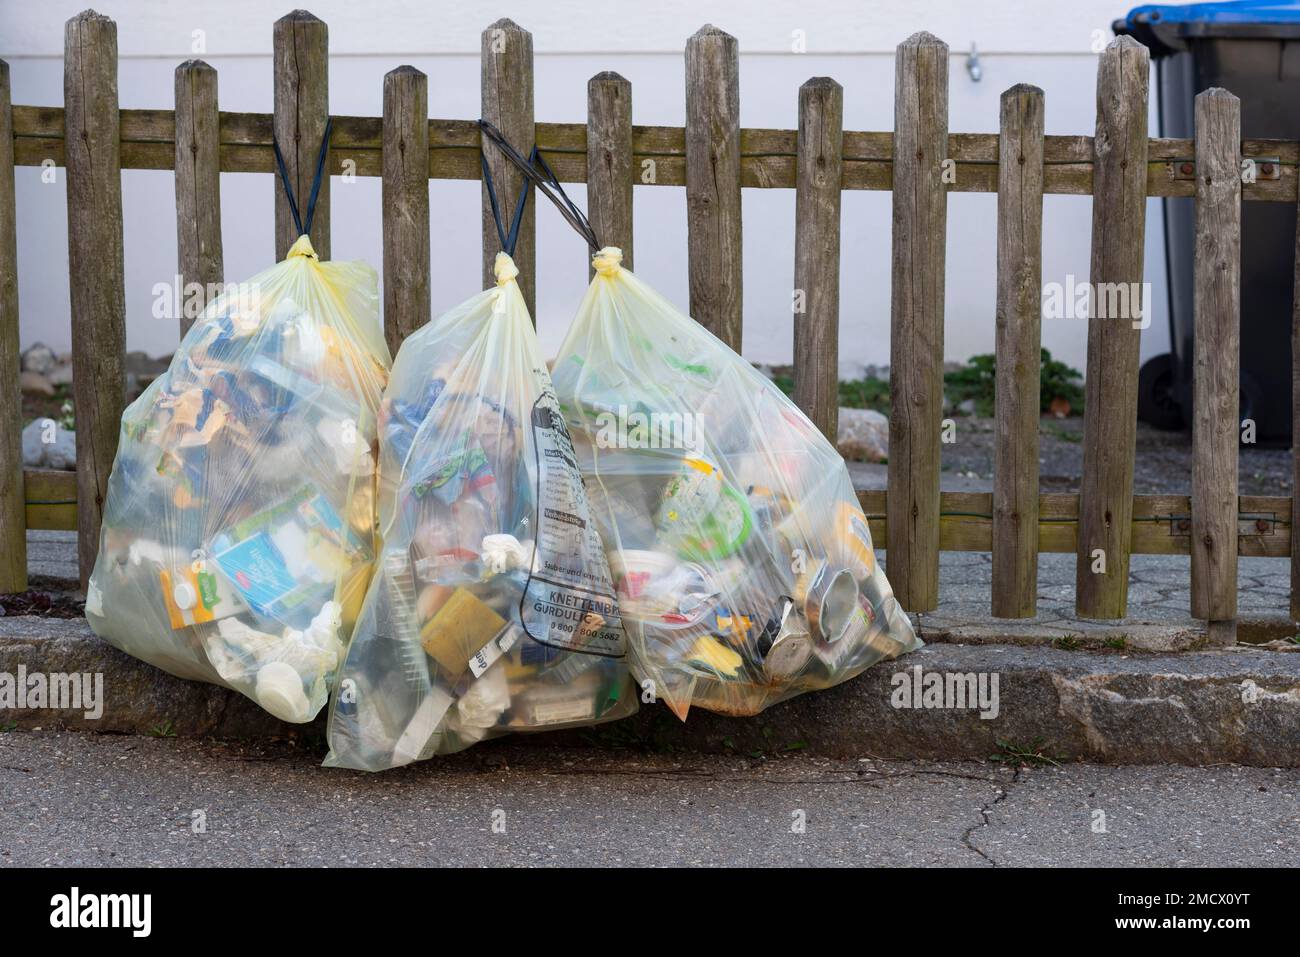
273, 10, 330, 260
382, 65, 430, 355
888, 31, 948, 613
586, 71, 633, 274
1076, 36, 1149, 619
1190, 88, 1241, 645
992, 84, 1045, 618
481, 19, 535, 315
793, 76, 843, 441
64, 10, 126, 588
1294, 117, 1300, 622
0, 59, 25, 593
685, 24, 742, 352
174, 59, 222, 340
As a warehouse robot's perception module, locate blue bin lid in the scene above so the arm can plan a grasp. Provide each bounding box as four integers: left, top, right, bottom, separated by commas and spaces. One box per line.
1125, 1, 1300, 24
1116, 1, 1300, 55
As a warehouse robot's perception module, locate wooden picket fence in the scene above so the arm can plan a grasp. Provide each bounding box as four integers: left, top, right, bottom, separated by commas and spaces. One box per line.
1, 9, 1296, 644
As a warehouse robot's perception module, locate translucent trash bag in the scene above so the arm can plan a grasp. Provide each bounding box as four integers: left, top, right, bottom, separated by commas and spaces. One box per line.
552, 247, 921, 719
324, 253, 636, 770
86, 235, 391, 723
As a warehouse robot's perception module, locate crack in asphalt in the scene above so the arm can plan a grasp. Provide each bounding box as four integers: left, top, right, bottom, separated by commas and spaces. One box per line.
960, 766, 1023, 866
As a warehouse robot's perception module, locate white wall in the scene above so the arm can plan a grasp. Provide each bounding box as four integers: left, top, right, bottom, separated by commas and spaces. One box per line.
2, 0, 1170, 375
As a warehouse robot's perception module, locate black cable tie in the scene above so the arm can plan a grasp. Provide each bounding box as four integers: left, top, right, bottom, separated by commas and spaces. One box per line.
477, 119, 601, 253
272, 117, 333, 243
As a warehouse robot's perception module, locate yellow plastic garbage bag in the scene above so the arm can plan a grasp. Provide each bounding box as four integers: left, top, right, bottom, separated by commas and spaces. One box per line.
86, 235, 391, 723
552, 246, 921, 720
324, 253, 636, 770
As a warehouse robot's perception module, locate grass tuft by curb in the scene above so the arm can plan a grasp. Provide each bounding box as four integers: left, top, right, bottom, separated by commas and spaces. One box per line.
990, 738, 1067, 769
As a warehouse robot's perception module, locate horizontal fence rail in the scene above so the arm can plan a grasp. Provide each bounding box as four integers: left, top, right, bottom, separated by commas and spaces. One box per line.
1, 10, 1294, 649
859, 491, 1292, 558
9, 108, 1300, 201
21, 469, 1292, 558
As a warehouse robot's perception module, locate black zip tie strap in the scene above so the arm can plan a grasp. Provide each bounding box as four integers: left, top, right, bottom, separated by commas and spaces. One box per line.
272, 116, 333, 241
477, 119, 601, 253
481, 149, 532, 258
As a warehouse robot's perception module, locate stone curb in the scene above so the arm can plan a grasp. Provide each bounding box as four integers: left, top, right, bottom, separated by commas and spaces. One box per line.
2, 617, 1298, 766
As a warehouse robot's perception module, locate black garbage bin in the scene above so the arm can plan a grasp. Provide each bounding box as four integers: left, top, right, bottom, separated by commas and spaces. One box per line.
1116, 1, 1300, 443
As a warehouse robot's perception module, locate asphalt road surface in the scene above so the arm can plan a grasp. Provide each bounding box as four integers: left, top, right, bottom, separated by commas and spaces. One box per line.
0, 732, 1296, 867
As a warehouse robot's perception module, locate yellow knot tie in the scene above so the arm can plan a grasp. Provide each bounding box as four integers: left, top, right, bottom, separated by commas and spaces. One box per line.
592, 246, 623, 277
286, 234, 319, 261
494, 252, 520, 286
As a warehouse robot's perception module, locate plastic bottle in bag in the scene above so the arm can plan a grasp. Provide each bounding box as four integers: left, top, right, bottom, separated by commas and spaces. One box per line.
552, 246, 921, 719
323, 253, 636, 770
86, 236, 390, 723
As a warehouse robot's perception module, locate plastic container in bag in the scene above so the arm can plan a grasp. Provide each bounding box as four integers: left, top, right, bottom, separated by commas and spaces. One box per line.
86, 235, 391, 723
324, 252, 636, 769
552, 247, 921, 719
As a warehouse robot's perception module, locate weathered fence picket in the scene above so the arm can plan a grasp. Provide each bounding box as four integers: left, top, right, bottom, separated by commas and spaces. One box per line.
1294, 142, 1300, 623
1190, 88, 1242, 645
381, 65, 431, 355
887, 31, 948, 613
481, 19, 535, 314
792, 76, 844, 442
586, 71, 634, 274
273, 10, 330, 260
685, 25, 743, 353
0, 59, 23, 593
992, 83, 1045, 619
1076, 35, 1150, 620
4, 9, 1294, 644
174, 59, 222, 340
64, 10, 126, 588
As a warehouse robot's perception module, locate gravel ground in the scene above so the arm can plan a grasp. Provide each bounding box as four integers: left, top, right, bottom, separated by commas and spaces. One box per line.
931, 416, 1292, 497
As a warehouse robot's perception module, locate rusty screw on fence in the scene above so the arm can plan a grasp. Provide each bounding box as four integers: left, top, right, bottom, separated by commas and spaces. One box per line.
1180, 161, 1194, 175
